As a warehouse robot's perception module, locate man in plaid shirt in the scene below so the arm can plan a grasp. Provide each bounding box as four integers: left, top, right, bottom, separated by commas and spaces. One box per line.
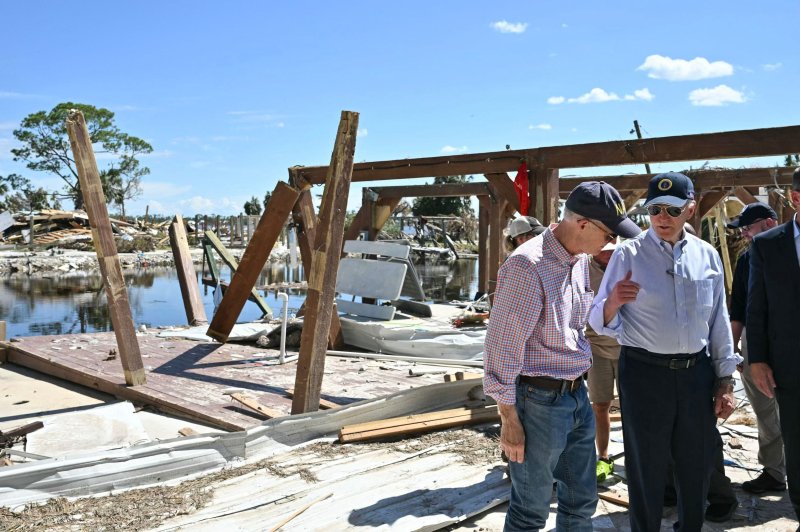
485, 182, 640, 531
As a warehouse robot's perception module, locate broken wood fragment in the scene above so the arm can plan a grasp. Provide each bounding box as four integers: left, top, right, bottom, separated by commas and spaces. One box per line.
284, 388, 340, 410
599, 490, 629, 507
227, 392, 284, 420
339, 405, 499, 443
178, 427, 199, 437
169, 214, 208, 326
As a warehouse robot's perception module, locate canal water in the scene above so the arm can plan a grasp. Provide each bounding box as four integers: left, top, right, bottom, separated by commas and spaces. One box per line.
0, 259, 479, 339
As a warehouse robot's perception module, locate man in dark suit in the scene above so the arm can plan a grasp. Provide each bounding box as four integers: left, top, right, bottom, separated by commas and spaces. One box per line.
747, 167, 800, 525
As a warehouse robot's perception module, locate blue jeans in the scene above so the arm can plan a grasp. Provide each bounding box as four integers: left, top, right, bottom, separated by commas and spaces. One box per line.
505, 379, 597, 531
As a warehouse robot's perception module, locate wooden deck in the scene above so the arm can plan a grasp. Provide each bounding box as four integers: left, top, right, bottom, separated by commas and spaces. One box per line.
4, 330, 453, 431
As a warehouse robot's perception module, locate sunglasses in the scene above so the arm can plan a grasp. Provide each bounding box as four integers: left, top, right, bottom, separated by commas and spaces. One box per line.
646, 204, 686, 218
739, 219, 765, 233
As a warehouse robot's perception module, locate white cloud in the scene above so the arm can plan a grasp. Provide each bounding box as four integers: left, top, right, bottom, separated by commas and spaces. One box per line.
547, 96, 565, 105
179, 195, 215, 212
688, 85, 747, 106
441, 145, 468, 154
490, 20, 528, 34
762, 62, 782, 71
637, 54, 733, 81
0, 91, 31, 98
141, 181, 192, 198
357, 128, 368, 137
529, 123, 552, 130
623, 88, 655, 101
561, 23, 568, 28
569, 88, 620, 104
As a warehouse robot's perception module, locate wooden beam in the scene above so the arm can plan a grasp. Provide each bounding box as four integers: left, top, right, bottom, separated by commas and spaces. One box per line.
623, 191, 646, 212
66, 110, 145, 387
487, 194, 507, 299
169, 214, 207, 326
291, 189, 345, 348
484, 173, 521, 213
732, 187, 758, 205
203, 231, 272, 317
202, 239, 221, 283
477, 197, 489, 295
292, 126, 800, 184
292, 110, 359, 415
697, 190, 729, 219
532, 166, 559, 224
339, 405, 500, 443
207, 182, 298, 342
558, 167, 796, 195
370, 182, 490, 199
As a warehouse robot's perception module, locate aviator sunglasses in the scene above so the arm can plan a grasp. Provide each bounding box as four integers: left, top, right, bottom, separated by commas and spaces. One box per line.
646, 204, 686, 218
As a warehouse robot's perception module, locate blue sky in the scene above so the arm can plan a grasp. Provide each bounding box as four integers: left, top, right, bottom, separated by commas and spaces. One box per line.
1, 1, 798, 216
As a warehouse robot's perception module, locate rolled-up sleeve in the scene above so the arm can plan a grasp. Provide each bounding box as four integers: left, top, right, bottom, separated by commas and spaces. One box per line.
707, 253, 741, 376
483, 255, 542, 405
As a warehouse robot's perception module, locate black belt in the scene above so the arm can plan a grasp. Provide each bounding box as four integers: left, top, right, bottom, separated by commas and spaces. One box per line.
622, 346, 705, 370
519, 374, 584, 393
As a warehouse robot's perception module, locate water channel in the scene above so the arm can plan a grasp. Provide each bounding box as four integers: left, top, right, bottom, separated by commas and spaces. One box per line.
0, 259, 479, 339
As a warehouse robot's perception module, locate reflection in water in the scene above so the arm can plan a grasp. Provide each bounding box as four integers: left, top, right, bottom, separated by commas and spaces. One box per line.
0, 263, 307, 339
0, 259, 478, 339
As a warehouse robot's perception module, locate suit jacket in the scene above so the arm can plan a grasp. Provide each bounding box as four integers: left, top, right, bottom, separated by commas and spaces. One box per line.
746, 218, 800, 386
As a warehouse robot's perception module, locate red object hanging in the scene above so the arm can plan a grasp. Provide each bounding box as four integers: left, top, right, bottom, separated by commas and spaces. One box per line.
513, 161, 530, 214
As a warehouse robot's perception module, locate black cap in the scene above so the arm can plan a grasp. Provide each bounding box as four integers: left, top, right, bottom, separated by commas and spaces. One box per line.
565, 181, 641, 239
643, 172, 695, 208
728, 202, 778, 228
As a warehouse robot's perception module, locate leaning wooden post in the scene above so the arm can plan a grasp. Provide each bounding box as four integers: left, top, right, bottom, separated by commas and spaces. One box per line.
66, 110, 146, 386
206, 182, 299, 342
169, 214, 208, 325
292, 110, 358, 414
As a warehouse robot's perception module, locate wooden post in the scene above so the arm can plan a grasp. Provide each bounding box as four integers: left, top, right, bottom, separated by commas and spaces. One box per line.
531, 165, 560, 224
144, 205, 150, 226
714, 203, 733, 295
66, 110, 145, 386
206, 182, 298, 342
632, 120, 652, 174
487, 193, 507, 300
0, 320, 6, 363
169, 214, 208, 325
477, 196, 489, 296
292, 110, 359, 414
291, 187, 345, 348
0, 320, 5, 341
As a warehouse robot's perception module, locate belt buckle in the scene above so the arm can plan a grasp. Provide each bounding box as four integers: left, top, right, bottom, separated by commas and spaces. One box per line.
668, 358, 691, 370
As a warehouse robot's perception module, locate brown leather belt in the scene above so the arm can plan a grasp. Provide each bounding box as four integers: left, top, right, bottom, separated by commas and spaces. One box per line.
519, 375, 584, 393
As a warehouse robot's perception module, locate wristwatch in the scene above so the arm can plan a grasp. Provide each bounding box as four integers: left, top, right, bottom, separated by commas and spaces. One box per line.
717, 376, 736, 388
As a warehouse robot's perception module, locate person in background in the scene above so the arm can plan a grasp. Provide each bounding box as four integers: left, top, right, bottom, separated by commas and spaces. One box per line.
485, 181, 641, 531
747, 167, 800, 525
505, 215, 546, 251
586, 240, 620, 482
588, 172, 741, 531
728, 202, 786, 494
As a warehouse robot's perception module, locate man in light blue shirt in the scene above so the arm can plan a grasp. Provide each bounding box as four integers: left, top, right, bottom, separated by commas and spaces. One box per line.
588, 172, 741, 531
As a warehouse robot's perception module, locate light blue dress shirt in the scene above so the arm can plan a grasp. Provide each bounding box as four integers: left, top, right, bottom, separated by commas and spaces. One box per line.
588, 228, 741, 377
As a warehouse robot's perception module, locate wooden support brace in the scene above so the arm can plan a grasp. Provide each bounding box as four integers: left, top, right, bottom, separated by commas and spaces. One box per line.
169, 214, 208, 326
207, 182, 299, 342
697, 190, 729, 220
66, 110, 145, 386
292, 111, 359, 415
484, 173, 521, 214
732, 187, 758, 205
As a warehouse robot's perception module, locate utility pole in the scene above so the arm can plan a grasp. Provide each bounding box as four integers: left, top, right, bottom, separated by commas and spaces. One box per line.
632, 120, 651, 173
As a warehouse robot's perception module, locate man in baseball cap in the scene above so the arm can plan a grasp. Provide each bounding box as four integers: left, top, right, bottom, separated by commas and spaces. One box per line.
484, 180, 638, 529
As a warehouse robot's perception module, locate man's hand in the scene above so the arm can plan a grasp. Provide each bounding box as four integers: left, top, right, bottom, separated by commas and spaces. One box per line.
498, 403, 525, 463
714, 382, 736, 419
750, 362, 776, 398
603, 271, 640, 325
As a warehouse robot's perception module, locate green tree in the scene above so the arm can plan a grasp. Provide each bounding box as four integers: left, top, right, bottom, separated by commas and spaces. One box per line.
11, 102, 152, 211
785, 154, 800, 167
412, 175, 475, 216
263, 191, 272, 211
243, 196, 262, 215
0, 173, 60, 212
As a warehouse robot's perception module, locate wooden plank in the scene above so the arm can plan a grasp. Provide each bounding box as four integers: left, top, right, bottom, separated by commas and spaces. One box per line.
207, 181, 302, 343
599, 491, 629, 508
732, 187, 758, 205
487, 195, 507, 297
292, 126, 800, 184
371, 182, 490, 199
339, 405, 500, 443
292, 189, 345, 348
532, 166, 560, 224
169, 214, 208, 326
484, 173, 521, 214
228, 392, 285, 419
343, 239, 410, 259
284, 388, 341, 410
335, 299, 396, 320
202, 240, 221, 282
0, 320, 5, 342
292, 111, 359, 415
178, 427, 200, 437
66, 110, 145, 386
203, 231, 272, 316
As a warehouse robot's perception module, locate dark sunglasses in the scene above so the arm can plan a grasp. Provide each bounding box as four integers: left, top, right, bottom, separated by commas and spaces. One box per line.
646, 204, 686, 218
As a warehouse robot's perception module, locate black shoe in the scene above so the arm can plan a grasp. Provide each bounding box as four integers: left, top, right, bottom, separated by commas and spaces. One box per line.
705, 500, 738, 523
741, 471, 786, 494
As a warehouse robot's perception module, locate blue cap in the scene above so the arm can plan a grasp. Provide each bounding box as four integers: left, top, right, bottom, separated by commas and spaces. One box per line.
643, 172, 695, 208
565, 181, 641, 239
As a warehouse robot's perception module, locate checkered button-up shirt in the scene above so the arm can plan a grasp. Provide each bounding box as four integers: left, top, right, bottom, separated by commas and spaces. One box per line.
484, 229, 593, 405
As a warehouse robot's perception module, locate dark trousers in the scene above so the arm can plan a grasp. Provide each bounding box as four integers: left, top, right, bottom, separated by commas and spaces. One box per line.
665, 430, 736, 505
776, 385, 800, 521
619, 346, 717, 532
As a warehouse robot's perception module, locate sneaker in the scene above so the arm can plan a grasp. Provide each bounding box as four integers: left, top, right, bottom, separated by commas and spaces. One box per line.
596, 458, 614, 482
705, 500, 738, 522
741, 471, 786, 494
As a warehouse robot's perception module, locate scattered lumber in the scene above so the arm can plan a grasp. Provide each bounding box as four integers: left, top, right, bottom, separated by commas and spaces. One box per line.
0, 421, 44, 449
339, 405, 499, 443
227, 392, 285, 420
178, 427, 200, 437
599, 490, 629, 508
284, 388, 341, 410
